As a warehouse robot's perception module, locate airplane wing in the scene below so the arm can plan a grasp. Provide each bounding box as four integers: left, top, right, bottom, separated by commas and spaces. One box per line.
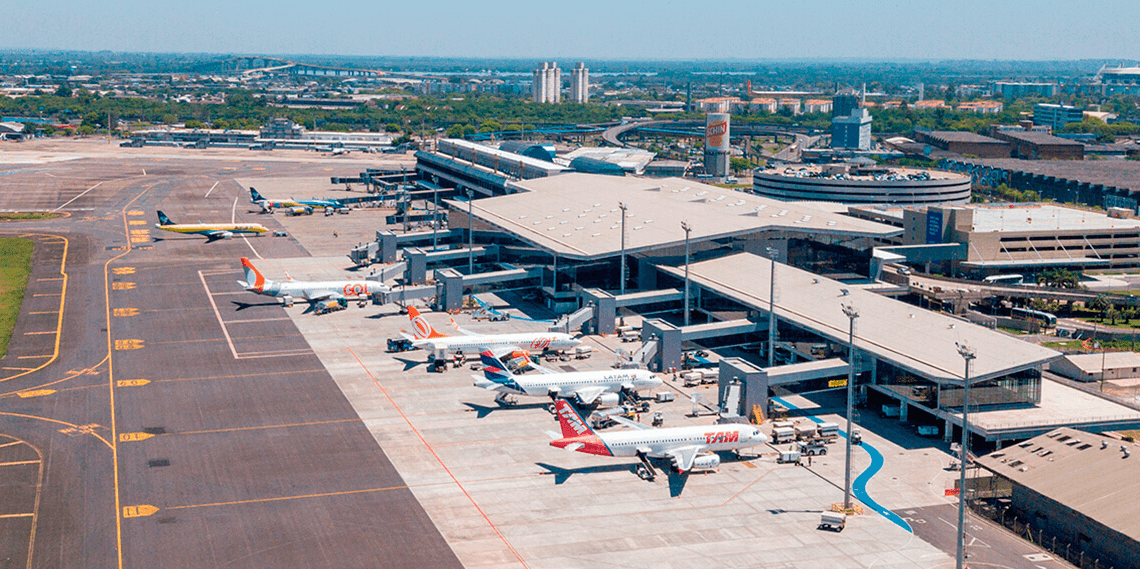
204, 230, 232, 241
448, 316, 480, 336
525, 360, 560, 374
610, 414, 653, 431
303, 290, 344, 302
665, 446, 705, 473
573, 386, 609, 405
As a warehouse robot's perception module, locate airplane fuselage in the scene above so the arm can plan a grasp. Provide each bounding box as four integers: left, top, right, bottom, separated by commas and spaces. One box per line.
155, 223, 266, 237
250, 279, 388, 299
555, 423, 765, 460
415, 333, 579, 356
479, 369, 660, 398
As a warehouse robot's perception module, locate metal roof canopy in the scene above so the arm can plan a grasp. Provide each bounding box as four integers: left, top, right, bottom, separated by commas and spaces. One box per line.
961, 257, 1111, 268
445, 173, 902, 261
661, 252, 1061, 384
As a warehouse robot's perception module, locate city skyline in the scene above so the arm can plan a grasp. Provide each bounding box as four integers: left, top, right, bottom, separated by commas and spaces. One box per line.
5, 0, 1140, 61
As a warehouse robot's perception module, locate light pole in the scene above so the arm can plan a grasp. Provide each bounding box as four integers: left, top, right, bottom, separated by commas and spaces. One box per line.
466, 188, 475, 273
619, 202, 628, 296
432, 185, 439, 251
682, 221, 692, 326
955, 342, 977, 569
841, 303, 859, 510
766, 246, 779, 368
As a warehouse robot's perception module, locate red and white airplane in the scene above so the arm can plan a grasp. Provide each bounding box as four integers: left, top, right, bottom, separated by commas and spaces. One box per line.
402, 306, 580, 358
549, 399, 766, 479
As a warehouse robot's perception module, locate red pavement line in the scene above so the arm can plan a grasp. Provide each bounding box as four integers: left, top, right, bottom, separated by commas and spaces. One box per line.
347, 347, 528, 569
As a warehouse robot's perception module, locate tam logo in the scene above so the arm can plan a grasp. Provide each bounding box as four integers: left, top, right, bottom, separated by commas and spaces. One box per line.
704, 431, 740, 444
559, 406, 589, 435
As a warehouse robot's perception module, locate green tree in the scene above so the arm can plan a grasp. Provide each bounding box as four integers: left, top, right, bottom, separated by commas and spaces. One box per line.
54, 84, 72, 98
184, 119, 206, 129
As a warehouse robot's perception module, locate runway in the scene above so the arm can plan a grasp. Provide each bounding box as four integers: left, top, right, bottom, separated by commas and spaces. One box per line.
0, 146, 460, 569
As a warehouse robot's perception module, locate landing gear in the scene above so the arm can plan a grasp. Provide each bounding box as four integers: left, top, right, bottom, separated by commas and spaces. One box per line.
494, 392, 517, 406
635, 451, 657, 481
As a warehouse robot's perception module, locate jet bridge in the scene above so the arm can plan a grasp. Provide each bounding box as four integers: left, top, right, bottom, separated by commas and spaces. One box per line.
718, 357, 851, 421
434, 266, 543, 311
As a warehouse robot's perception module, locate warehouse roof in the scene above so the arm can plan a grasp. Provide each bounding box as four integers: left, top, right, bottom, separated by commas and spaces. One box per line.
447, 173, 901, 260
660, 252, 1061, 383
975, 427, 1140, 543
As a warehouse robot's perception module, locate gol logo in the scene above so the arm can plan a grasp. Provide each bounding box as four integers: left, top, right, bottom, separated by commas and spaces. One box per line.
411, 315, 433, 338
342, 283, 366, 295
529, 337, 552, 350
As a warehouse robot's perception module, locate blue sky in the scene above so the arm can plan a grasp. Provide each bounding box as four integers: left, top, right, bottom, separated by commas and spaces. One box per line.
5, 0, 1140, 60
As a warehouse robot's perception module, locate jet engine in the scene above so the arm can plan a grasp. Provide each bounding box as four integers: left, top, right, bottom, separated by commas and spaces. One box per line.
593, 393, 620, 408
692, 454, 721, 471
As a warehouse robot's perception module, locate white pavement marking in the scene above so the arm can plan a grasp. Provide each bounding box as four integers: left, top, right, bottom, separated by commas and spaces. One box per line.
199, 270, 240, 360
204, 181, 219, 197
52, 181, 102, 211
233, 195, 264, 260
222, 317, 295, 324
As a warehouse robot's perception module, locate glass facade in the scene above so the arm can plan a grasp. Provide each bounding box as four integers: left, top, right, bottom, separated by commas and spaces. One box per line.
873, 359, 1042, 411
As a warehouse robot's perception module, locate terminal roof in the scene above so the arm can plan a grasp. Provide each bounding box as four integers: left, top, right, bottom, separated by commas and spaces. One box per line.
975, 427, 1140, 543
450, 173, 900, 261
969, 203, 1140, 233
661, 252, 1060, 383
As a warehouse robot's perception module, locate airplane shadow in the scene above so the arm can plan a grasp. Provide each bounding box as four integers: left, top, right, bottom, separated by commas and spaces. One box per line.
393, 357, 427, 372
535, 460, 691, 496
462, 401, 552, 419
230, 300, 282, 311
535, 462, 639, 485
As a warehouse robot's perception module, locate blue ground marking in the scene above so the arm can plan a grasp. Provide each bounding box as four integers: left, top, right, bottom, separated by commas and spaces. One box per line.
772, 396, 913, 533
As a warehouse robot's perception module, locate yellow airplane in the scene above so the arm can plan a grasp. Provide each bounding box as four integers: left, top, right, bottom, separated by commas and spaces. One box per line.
154, 211, 267, 242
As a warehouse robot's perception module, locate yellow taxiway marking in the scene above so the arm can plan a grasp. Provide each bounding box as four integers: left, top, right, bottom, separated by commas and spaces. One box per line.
113, 308, 139, 317
111, 282, 135, 290
112, 267, 136, 275
127, 210, 144, 216
166, 485, 409, 512
122, 505, 159, 518
0, 513, 35, 519
118, 432, 154, 442
16, 390, 55, 398
31, 293, 61, 297
114, 339, 143, 350
2, 367, 35, 371
0, 459, 40, 467
127, 220, 146, 226
37, 278, 65, 281
0, 441, 24, 449
176, 418, 358, 437
0, 413, 112, 449
156, 369, 323, 383
116, 379, 149, 387
27, 311, 58, 315
23, 331, 56, 336
16, 355, 52, 359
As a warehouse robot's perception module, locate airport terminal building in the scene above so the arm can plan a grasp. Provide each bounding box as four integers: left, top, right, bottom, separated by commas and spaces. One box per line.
751, 164, 971, 206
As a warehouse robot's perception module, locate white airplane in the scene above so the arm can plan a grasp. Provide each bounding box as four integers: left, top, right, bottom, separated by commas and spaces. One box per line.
549, 399, 766, 479
402, 306, 580, 358
249, 188, 343, 214
473, 351, 662, 406
237, 257, 390, 309
155, 211, 267, 242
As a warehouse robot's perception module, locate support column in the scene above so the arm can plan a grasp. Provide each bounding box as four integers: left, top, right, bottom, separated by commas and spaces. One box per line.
899, 402, 909, 422
405, 247, 427, 285
377, 230, 398, 264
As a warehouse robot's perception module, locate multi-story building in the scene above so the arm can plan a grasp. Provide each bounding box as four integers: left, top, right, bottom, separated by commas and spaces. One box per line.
832, 94, 859, 118
532, 62, 561, 104
1033, 103, 1084, 130
569, 62, 588, 103
777, 98, 801, 115
831, 108, 872, 150
994, 81, 1059, 99
803, 99, 832, 114
749, 97, 777, 113
957, 100, 1004, 113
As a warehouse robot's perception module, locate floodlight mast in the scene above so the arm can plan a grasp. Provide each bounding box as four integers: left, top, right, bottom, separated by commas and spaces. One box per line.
955, 342, 977, 569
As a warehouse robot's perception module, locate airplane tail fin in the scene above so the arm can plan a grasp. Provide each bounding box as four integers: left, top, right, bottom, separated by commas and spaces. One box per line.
407, 306, 448, 340
479, 351, 514, 383
553, 400, 596, 439
249, 187, 264, 203
156, 210, 174, 226
240, 257, 269, 291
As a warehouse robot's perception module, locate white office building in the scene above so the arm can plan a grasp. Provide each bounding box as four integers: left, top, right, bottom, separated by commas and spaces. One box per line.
569, 62, 589, 103
533, 62, 561, 104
